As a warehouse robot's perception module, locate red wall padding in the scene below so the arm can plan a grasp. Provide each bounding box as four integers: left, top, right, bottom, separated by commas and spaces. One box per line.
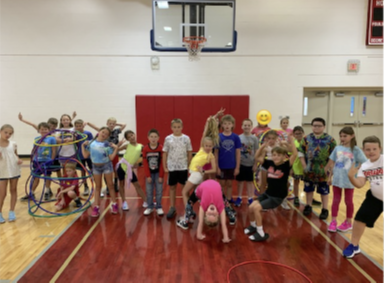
135, 95, 249, 152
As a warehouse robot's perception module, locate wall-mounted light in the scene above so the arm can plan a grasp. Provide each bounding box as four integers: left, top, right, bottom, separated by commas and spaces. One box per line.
335, 92, 345, 97
315, 92, 327, 97
151, 56, 160, 70
374, 92, 383, 97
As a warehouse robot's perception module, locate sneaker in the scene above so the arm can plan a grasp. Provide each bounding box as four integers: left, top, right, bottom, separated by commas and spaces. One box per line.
166, 207, 176, 219
44, 188, 53, 201
142, 202, 148, 208
280, 199, 291, 210
74, 198, 82, 208
100, 192, 105, 198
156, 208, 164, 216
8, 211, 16, 222
234, 197, 242, 207
0, 213, 5, 224
225, 207, 236, 225
343, 244, 361, 258
122, 201, 129, 211
188, 211, 196, 223
312, 199, 322, 206
337, 220, 352, 232
20, 194, 35, 202
294, 197, 300, 207
111, 203, 118, 214
144, 208, 153, 215
249, 232, 270, 242
91, 206, 100, 217
83, 186, 90, 196
176, 218, 189, 230
328, 220, 337, 232
106, 188, 110, 196
303, 205, 312, 216
248, 198, 253, 205
244, 225, 257, 235
319, 209, 329, 220
228, 198, 235, 204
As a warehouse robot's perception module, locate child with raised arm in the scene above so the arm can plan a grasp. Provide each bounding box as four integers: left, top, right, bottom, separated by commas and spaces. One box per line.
0, 124, 23, 223
163, 118, 193, 219
342, 136, 383, 259
18, 112, 75, 132
56, 114, 77, 172
116, 130, 147, 210
87, 117, 126, 192
326, 127, 367, 233
142, 129, 164, 215
244, 137, 297, 241
54, 163, 82, 211
81, 127, 122, 217
20, 122, 57, 202
235, 119, 259, 207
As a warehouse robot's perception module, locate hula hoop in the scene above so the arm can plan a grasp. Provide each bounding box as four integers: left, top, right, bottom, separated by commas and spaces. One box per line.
33, 130, 87, 147
258, 129, 289, 145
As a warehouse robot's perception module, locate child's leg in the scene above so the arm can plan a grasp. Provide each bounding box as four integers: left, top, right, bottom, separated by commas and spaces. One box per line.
155, 173, 163, 208
237, 181, 244, 198
226, 179, 233, 200
119, 180, 125, 201
294, 178, 300, 197
133, 182, 146, 202
0, 180, 8, 213
246, 181, 254, 200
31, 177, 40, 193
219, 179, 226, 196
104, 172, 117, 203
351, 221, 366, 246
9, 178, 18, 211
145, 176, 155, 209
260, 171, 267, 194
331, 186, 342, 221
169, 185, 177, 207
182, 181, 196, 206
249, 201, 263, 226
93, 174, 102, 206
344, 189, 354, 223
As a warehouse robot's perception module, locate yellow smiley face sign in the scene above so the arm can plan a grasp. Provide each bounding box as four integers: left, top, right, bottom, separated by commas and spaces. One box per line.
256, 110, 272, 125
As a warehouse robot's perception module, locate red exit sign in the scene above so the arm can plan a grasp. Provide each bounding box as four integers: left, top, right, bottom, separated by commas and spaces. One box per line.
367, 0, 383, 45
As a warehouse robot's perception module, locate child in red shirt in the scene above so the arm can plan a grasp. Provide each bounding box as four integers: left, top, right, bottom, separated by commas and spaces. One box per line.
55, 163, 81, 211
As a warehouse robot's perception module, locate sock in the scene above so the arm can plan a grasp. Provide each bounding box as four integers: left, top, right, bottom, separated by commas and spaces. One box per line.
251, 221, 256, 227
257, 226, 265, 237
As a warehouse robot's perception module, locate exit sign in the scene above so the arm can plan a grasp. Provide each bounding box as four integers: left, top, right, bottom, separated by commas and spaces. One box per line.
347, 60, 360, 72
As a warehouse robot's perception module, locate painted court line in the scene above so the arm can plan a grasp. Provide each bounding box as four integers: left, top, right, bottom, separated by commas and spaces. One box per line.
291, 203, 376, 283
49, 206, 110, 282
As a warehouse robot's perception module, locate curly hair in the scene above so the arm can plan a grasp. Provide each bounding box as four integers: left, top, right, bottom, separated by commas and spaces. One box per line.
203, 117, 220, 147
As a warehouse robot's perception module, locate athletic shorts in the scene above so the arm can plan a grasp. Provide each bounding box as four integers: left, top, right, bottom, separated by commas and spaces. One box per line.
217, 168, 235, 180
303, 181, 329, 195
188, 171, 203, 185
117, 165, 138, 183
257, 193, 284, 210
32, 160, 52, 176
168, 170, 188, 186
355, 190, 383, 228
236, 165, 254, 182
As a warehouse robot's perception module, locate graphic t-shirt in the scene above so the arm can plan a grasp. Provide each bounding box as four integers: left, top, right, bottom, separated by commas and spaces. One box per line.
109, 128, 121, 145
195, 180, 225, 213
142, 143, 164, 177
358, 155, 383, 201
218, 132, 242, 169
329, 145, 367, 189
86, 140, 113, 164
239, 134, 259, 167
189, 148, 214, 172
163, 134, 192, 171
34, 136, 57, 162
262, 159, 291, 199
58, 127, 76, 157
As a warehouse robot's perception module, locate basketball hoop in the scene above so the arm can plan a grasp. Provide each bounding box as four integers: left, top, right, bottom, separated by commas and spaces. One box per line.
183, 36, 206, 61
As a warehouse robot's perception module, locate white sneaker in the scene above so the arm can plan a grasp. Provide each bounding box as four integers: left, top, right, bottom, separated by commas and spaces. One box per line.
142, 202, 148, 208
281, 199, 291, 210
122, 201, 129, 211
100, 192, 105, 198
144, 208, 153, 215
156, 208, 164, 216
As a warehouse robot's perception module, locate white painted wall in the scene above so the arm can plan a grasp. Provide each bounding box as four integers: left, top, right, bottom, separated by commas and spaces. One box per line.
0, 0, 382, 154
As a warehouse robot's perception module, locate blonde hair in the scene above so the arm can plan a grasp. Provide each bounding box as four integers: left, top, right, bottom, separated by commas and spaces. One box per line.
171, 118, 183, 127
221, 114, 235, 130
271, 146, 287, 155
280, 116, 290, 126
107, 117, 117, 123
242, 118, 253, 126
204, 215, 219, 228
65, 163, 77, 170
0, 124, 14, 132
203, 117, 220, 147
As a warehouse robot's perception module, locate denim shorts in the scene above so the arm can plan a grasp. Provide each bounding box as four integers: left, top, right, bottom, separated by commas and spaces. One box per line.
92, 162, 113, 175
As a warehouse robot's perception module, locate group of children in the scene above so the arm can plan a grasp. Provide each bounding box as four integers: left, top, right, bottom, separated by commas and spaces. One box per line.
0, 111, 382, 259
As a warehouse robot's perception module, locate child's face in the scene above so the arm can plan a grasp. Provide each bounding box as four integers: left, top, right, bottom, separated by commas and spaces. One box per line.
281, 119, 289, 130
272, 152, 285, 165
99, 129, 111, 141
39, 127, 50, 136
148, 133, 159, 144
205, 204, 219, 222
65, 167, 76, 177
48, 123, 57, 131
293, 130, 303, 141
242, 121, 252, 134
107, 120, 116, 130
203, 140, 213, 153
340, 133, 354, 146
311, 122, 325, 135
222, 121, 233, 132
61, 116, 71, 128
171, 122, 183, 136
265, 135, 277, 146
75, 123, 84, 132
0, 127, 13, 140
126, 133, 136, 144
363, 142, 381, 162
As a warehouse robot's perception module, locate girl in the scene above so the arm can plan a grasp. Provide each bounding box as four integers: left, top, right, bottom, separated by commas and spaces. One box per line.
280, 116, 293, 135
55, 163, 82, 211
57, 114, 76, 174
82, 127, 122, 217
326, 127, 367, 233
0, 124, 23, 223
292, 126, 306, 206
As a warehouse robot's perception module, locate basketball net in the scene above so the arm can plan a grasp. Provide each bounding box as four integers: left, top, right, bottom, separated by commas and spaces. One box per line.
183, 36, 206, 61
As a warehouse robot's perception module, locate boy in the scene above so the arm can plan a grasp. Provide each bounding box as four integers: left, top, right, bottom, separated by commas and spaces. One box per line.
87, 117, 126, 193
244, 137, 297, 241
235, 119, 259, 206
163, 118, 193, 219
142, 129, 164, 216
117, 130, 147, 210
299, 117, 336, 219
74, 119, 93, 196
54, 163, 82, 211
20, 122, 57, 201
215, 115, 241, 203
343, 136, 383, 258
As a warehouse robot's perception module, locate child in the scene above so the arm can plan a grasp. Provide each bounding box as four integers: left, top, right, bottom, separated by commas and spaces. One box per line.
280, 116, 293, 135
54, 163, 82, 211
87, 118, 126, 193
215, 115, 241, 203
179, 180, 231, 243
244, 137, 297, 241
56, 114, 76, 175
20, 123, 57, 202
142, 129, 164, 215
251, 122, 271, 140
74, 119, 94, 196
342, 136, 383, 258
299, 117, 336, 219
292, 126, 306, 206
117, 130, 147, 210
0, 124, 23, 223
163, 118, 193, 219
235, 119, 259, 206
326, 127, 367, 233
81, 127, 121, 217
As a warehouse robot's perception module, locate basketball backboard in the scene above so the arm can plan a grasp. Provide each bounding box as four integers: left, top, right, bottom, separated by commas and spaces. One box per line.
151, 0, 237, 52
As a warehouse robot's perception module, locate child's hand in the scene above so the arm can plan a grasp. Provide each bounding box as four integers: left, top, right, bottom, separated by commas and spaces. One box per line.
222, 237, 231, 243
348, 162, 361, 178
18, 112, 23, 121
110, 143, 117, 149
147, 177, 152, 184
197, 234, 206, 240
252, 164, 258, 172
164, 167, 169, 173
17, 159, 23, 165
64, 138, 72, 143
117, 139, 125, 147
72, 111, 77, 119
234, 168, 239, 176
216, 108, 225, 117
197, 166, 203, 173
158, 178, 163, 183
83, 141, 90, 146
217, 168, 221, 176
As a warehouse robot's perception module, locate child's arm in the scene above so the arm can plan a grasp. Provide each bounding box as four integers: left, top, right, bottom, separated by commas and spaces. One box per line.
220, 210, 231, 243
81, 141, 90, 159
86, 122, 100, 132
197, 156, 217, 175
109, 141, 123, 161
254, 143, 267, 164
187, 150, 193, 166
234, 148, 241, 176
299, 156, 307, 172
288, 136, 298, 166
325, 159, 335, 185
14, 145, 23, 165
57, 185, 77, 195
72, 111, 77, 120
116, 122, 126, 131
162, 152, 168, 173
197, 206, 206, 240
215, 148, 220, 175
18, 113, 38, 131
348, 163, 366, 188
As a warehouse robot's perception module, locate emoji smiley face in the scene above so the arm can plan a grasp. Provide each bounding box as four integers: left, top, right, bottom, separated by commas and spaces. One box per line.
256, 110, 272, 125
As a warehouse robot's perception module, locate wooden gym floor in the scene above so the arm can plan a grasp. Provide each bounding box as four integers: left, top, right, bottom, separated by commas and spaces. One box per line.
0, 159, 383, 282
